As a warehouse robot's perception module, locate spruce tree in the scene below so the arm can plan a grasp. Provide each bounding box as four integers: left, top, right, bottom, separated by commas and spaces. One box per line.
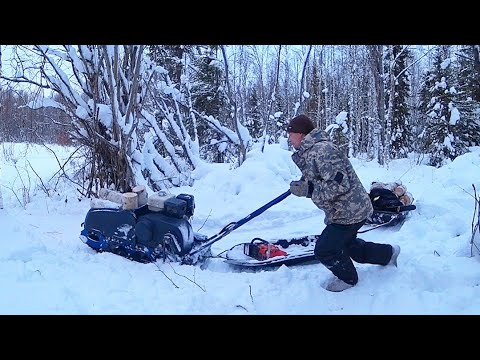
272, 84, 289, 142
189, 46, 228, 162
456, 45, 480, 102
452, 47, 480, 148
385, 45, 414, 159
421, 46, 463, 167
246, 88, 263, 140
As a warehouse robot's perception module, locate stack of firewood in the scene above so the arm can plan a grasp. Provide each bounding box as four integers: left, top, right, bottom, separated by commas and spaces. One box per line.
370, 181, 414, 206
90, 185, 148, 210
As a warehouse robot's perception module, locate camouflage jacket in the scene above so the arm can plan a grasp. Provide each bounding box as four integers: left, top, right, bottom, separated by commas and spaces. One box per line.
291, 128, 373, 225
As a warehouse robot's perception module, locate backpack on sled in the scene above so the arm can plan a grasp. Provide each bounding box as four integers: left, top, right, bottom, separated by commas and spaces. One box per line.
366, 181, 415, 227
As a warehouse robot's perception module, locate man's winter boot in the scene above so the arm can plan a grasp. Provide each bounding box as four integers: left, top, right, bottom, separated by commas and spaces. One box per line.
388, 245, 401, 267
324, 278, 354, 292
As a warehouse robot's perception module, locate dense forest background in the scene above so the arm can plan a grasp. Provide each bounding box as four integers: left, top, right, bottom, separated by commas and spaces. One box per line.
0, 45, 478, 196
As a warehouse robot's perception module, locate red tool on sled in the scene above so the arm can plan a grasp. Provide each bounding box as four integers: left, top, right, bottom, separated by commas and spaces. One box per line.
244, 239, 288, 260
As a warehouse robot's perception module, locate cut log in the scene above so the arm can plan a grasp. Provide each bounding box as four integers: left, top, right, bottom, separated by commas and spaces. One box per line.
98, 188, 124, 205
399, 192, 413, 206
90, 198, 122, 209
393, 185, 407, 197
122, 192, 138, 210
132, 185, 148, 206
147, 191, 175, 212
370, 181, 386, 191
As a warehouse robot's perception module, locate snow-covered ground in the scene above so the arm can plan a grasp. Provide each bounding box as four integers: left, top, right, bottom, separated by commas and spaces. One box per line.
1, 141, 479, 314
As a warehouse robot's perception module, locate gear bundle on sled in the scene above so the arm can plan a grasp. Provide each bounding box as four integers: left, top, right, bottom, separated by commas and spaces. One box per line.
79, 181, 415, 268
80, 191, 210, 265
365, 181, 416, 228
79, 187, 292, 266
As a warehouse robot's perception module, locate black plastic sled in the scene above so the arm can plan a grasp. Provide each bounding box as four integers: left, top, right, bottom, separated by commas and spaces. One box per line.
222, 209, 415, 269
224, 236, 319, 268
222, 189, 417, 268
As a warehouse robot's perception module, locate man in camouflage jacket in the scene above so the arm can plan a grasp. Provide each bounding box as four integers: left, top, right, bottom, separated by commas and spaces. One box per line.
287, 114, 400, 292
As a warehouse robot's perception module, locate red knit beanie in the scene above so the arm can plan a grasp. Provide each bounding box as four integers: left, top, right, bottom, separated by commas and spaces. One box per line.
286, 114, 315, 135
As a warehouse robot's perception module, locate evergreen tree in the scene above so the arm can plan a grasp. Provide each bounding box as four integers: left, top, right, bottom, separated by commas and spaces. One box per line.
453, 95, 480, 148
191, 46, 226, 118
148, 45, 194, 84
421, 46, 464, 167
456, 45, 480, 102
453, 46, 480, 148
385, 45, 414, 159
452, 48, 480, 149
416, 60, 438, 155
189, 46, 229, 161
326, 111, 350, 156
272, 84, 289, 142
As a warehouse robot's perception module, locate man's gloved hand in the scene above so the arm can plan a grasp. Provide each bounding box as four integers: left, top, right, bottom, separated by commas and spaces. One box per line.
290, 180, 313, 197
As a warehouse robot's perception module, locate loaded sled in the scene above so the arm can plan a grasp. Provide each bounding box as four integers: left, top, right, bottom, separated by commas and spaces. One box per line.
80, 191, 211, 265
79, 181, 416, 268
222, 181, 416, 268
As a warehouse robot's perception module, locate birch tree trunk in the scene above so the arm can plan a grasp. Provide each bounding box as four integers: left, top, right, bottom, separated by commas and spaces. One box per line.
317, 47, 326, 130
295, 45, 313, 115
384, 45, 397, 165
221, 45, 247, 166
262, 45, 282, 152
368, 45, 386, 165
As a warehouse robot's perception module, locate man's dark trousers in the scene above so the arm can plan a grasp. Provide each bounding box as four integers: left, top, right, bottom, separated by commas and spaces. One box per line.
314, 220, 393, 285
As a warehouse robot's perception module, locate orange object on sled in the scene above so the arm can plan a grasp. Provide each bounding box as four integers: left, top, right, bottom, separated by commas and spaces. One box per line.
244, 242, 287, 260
